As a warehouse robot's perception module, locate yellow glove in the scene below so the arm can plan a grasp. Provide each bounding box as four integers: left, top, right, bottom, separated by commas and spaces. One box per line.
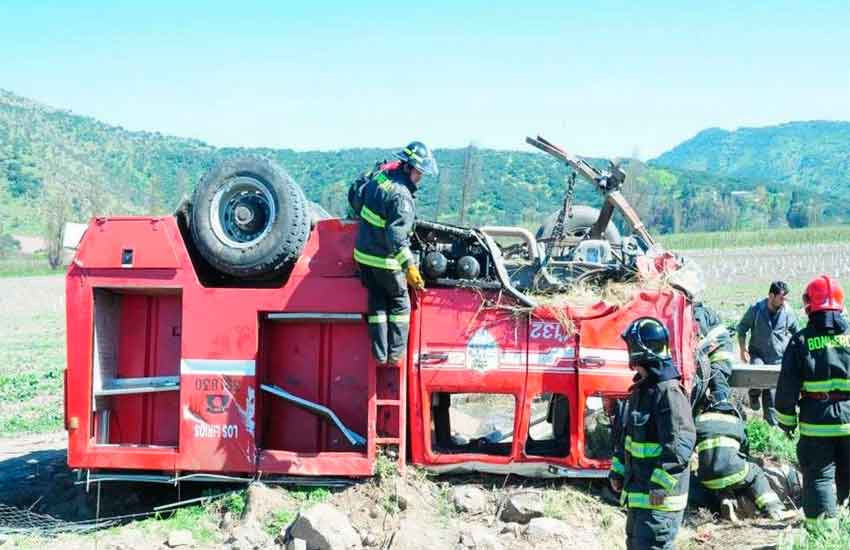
406, 265, 425, 290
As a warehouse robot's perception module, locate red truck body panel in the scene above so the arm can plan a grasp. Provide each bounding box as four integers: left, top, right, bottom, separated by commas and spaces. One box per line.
65, 216, 695, 479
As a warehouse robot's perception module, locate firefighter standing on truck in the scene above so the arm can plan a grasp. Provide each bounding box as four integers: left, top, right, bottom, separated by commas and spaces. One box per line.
776, 275, 850, 534
609, 317, 696, 550
348, 142, 438, 366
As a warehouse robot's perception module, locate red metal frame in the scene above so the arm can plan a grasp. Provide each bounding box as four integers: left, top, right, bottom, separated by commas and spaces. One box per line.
66, 216, 697, 479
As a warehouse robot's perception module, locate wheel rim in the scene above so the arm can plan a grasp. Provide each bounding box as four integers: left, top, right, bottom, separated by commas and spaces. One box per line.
209, 176, 277, 249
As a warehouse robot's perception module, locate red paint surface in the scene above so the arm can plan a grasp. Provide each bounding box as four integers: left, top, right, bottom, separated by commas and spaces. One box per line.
66, 216, 697, 478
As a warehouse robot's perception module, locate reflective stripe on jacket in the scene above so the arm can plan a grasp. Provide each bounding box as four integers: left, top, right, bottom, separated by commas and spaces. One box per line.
610, 377, 696, 511
349, 161, 416, 271
776, 322, 850, 437
694, 410, 749, 489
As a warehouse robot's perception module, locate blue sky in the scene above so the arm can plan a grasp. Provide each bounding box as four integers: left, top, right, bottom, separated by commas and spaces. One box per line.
1, 1, 848, 158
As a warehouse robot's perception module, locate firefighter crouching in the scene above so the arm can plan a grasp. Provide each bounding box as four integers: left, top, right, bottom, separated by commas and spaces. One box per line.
776, 275, 850, 533
691, 400, 787, 521
348, 142, 437, 366
694, 302, 735, 403
610, 317, 696, 550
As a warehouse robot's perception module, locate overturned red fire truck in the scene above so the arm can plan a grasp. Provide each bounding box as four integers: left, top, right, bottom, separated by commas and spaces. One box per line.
65, 136, 738, 483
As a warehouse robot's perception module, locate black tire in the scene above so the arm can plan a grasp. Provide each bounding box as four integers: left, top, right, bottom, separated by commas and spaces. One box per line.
190, 155, 310, 278
536, 205, 622, 245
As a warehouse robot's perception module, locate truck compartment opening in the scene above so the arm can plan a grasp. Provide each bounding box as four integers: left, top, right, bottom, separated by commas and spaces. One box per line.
91, 288, 182, 447
257, 314, 369, 455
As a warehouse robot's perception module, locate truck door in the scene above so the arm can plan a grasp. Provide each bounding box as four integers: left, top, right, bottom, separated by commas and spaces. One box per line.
409, 287, 528, 471
520, 314, 578, 468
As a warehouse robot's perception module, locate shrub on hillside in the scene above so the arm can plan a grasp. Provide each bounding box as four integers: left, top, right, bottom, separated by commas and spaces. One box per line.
0, 234, 20, 258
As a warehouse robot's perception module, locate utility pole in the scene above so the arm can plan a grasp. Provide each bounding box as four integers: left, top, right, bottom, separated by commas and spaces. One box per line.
459, 144, 479, 225
433, 166, 450, 221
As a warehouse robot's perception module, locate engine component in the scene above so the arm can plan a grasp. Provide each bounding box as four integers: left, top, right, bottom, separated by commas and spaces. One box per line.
457, 256, 481, 279
574, 239, 612, 264
423, 251, 448, 279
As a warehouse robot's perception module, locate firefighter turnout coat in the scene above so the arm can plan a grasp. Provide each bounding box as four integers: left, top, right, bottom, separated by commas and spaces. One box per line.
611, 361, 697, 513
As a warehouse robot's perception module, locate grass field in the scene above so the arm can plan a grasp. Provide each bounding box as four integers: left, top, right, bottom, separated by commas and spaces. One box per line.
682, 243, 850, 322
660, 224, 850, 250
0, 275, 65, 435
0, 253, 59, 278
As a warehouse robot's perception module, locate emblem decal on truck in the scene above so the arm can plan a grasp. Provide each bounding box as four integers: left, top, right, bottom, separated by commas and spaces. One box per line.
466, 328, 499, 372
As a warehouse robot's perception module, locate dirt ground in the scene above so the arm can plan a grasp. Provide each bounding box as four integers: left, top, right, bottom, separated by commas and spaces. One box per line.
0, 429, 803, 550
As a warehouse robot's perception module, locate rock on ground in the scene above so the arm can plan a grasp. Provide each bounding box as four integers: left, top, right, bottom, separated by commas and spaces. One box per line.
453, 486, 489, 514
244, 482, 292, 524
459, 525, 504, 550
525, 517, 571, 540
500, 492, 545, 524
394, 478, 429, 513
392, 517, 457, 550
289, 503, 362, 550
526, 517, 607, 549
227, 519, 274, 550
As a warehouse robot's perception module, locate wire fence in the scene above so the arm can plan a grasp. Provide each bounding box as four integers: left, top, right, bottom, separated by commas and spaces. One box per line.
0, 503, 122, 536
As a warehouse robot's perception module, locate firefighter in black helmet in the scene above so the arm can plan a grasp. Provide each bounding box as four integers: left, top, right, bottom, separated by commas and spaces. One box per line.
348, 141, 438, 366
610, 317, 696, 550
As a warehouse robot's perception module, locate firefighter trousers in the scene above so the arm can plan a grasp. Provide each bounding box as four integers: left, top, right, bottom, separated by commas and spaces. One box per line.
798, 435, 850, 524
359, 266, 411, 364
689, 462, 781, 515
734, 462, 782, 512
625, 508, 684, 550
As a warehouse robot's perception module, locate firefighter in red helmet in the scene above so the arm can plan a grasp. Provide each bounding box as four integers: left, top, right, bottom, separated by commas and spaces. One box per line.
776, 275, 850, 534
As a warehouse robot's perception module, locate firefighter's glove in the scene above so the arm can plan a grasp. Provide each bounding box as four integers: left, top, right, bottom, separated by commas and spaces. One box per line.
609, 474, 623, 493
406, 265, 425, 290
780, 424, 797, 440
649, 489, 666, 506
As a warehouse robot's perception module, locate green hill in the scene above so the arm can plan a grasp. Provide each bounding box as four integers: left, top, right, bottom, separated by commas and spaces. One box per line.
652, 121, 850, 224
0, 89, 838, 244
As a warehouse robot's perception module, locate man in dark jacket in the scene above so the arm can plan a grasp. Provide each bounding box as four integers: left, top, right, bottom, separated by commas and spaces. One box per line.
348, 142, 437, 366
694, 303, 735, 403
776, 275, 850, 533
609, 317, 696, 550
738, 281, 800, 425
691, 400, 786, 521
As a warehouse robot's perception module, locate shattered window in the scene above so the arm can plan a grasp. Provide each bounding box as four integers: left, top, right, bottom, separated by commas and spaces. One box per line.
430, 392, 515, 456
584, 395, 625, 459
525, 393, 570, 457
